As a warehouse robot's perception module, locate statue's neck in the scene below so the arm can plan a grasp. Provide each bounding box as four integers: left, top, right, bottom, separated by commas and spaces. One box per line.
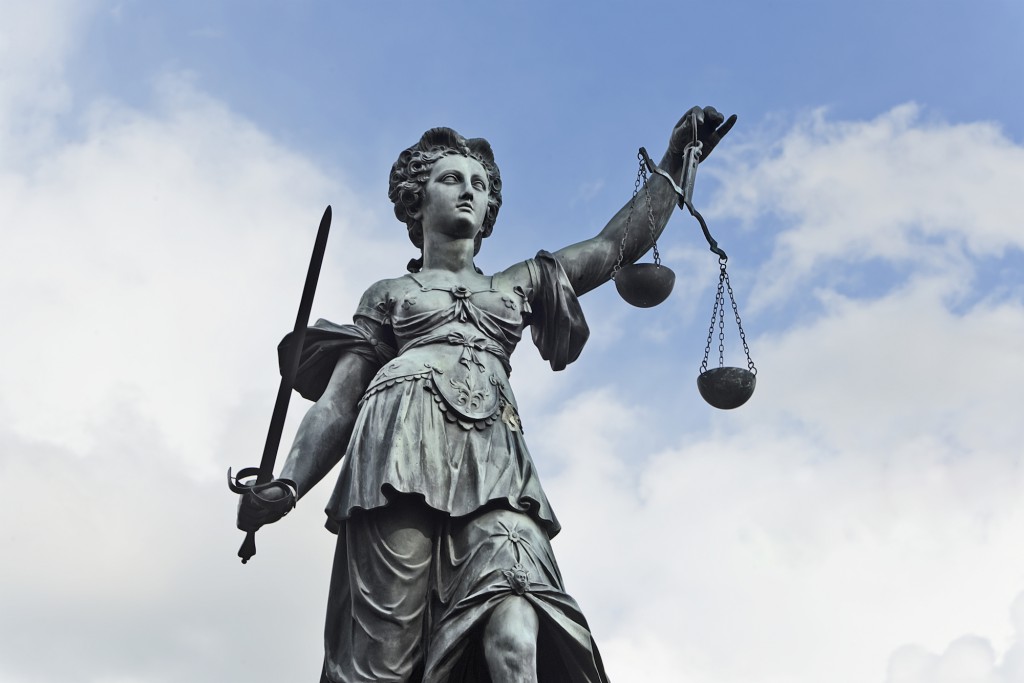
422, 233, 477, 274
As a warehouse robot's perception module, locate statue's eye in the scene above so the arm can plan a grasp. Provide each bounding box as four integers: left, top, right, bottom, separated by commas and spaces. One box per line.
473, 179, 487, 191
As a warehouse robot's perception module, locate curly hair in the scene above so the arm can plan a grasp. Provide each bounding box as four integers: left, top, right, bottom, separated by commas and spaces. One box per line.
388, 127, 503, 272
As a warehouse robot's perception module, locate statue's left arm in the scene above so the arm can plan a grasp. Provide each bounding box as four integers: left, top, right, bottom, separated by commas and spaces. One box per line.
552, 106, 736, 296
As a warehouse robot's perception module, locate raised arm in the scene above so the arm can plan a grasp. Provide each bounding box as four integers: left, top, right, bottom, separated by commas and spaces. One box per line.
553, 106, 736, 296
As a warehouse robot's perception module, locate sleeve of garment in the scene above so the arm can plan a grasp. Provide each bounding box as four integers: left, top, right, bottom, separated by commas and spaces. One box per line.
529, 250, 590, 371
277, 282, 398, 401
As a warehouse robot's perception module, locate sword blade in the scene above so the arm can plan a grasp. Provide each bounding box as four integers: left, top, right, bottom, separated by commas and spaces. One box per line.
256, 205, 332, 482
237, 205, 331, 563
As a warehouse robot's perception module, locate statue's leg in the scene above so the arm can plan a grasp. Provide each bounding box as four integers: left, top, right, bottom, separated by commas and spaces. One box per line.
482, 595, 540, 683
424, 509, 607, 682
322, 495, 437, 683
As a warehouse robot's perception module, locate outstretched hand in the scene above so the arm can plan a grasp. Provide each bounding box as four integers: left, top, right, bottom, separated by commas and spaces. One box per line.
669, 106, 737, 161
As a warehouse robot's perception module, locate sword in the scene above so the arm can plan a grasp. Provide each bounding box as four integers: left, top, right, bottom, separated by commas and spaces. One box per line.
228, 205, 332, 563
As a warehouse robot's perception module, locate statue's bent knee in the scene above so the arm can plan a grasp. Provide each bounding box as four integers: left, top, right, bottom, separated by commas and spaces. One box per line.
484, 595, 539, 661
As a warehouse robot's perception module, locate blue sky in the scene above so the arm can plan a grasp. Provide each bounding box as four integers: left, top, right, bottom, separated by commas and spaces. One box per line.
2, 1, 1024, 682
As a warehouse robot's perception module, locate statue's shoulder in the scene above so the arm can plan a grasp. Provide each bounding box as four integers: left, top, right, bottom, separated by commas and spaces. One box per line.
360, 273, 420, 299
494, 252, 571, 302
493, 259, 538, 298
355, 274, 414, 322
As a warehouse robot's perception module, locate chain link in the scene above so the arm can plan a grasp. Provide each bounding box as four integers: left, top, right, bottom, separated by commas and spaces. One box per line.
718, 278, 726, 366
701, 268, 724, 374
722, 260, 757, 374
641, 163, 661, 266
612, 152, 645, 278
701, 259, 757, 375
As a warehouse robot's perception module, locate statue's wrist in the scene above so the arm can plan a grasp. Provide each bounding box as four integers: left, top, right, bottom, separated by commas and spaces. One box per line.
659, 149, 685, 178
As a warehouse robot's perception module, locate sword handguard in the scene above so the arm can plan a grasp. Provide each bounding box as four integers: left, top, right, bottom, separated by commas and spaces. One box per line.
230, 467, 297, 540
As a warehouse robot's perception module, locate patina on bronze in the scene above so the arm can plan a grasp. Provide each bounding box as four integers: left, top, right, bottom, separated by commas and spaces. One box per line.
698, 366, 756, 409
231, 107, 738, 683
614, 261, 676, 307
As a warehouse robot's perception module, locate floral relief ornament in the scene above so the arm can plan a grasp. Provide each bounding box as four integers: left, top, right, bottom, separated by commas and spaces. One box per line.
448, 376, 487, 412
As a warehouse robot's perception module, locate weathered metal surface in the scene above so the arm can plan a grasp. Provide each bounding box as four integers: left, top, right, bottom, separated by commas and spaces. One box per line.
614, 262, 676, 308
697, 366, 757, 409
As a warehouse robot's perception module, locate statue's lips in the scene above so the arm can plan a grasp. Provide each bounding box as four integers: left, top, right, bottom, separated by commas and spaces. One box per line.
456, 203, 474, 211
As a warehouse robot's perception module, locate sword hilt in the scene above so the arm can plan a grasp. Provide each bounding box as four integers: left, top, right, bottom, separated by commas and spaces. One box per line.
228, 467, 296, 563
239, 532, 256, 564
228, 467, 263, 562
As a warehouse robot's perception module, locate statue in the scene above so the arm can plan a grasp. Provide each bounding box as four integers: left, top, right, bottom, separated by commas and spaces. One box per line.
234, 106, 737, 683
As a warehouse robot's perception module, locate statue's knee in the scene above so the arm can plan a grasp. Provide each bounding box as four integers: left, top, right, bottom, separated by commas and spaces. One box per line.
483, 596, 539, 658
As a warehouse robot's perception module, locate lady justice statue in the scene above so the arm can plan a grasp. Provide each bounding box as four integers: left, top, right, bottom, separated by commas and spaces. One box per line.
235, 106, 736, 683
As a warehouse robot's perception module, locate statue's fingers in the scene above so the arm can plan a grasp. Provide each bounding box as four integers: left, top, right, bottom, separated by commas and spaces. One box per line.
715, 114, 738, 139
673, 106, 702, 131
703, 106, 725, 128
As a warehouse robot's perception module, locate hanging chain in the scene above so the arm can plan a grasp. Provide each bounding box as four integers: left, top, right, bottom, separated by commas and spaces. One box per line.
642, 162, 661, 267
611, 151, 646, 279
701, 267, 725, 374
717, 276, 726, 367
722, 259, 757, 374
701, 259, 757, 375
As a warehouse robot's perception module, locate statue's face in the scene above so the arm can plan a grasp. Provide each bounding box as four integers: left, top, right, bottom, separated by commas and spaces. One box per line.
418, 154, 489, 240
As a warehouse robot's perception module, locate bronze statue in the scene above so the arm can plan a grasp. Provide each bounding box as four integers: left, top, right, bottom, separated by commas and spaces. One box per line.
235, 106, 736, 683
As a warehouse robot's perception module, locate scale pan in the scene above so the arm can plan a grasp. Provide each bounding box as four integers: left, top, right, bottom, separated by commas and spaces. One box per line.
697, 367, 756, 410
614, 263, 675, 308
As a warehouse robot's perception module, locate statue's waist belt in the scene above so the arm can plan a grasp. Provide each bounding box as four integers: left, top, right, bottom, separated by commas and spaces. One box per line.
399, 331, 511, 373
364, 335, 515, 424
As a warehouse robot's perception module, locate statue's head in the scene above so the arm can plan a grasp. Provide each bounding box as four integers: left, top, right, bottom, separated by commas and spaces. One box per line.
389, 127, 503, 272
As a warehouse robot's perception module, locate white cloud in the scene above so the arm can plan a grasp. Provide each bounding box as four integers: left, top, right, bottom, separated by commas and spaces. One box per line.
744, 273, 1024, 456
707, 105, 1024, 307
884, 593, 1024, 683
538, 384, 1024, 683
0, 0, 96, 161
882, 593, 1024, 683
0, 71, 405, 478
0, 424, 339, 682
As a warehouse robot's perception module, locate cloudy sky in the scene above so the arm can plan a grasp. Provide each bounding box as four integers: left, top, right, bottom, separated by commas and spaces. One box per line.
2, 1, 1023, 682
